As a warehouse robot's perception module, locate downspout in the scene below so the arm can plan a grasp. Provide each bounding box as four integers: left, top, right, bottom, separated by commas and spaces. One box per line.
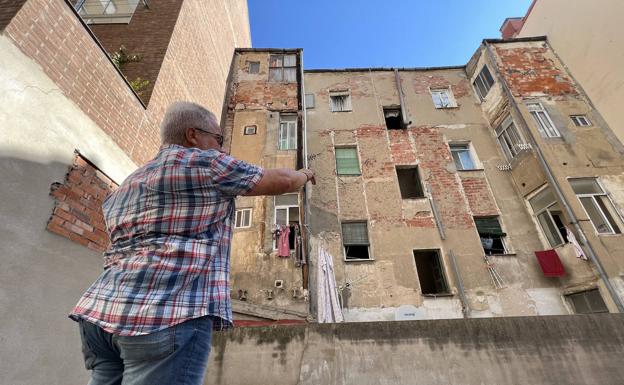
394, 69, 412, 128
299, 50, 312, 313
484, 42, 624, 312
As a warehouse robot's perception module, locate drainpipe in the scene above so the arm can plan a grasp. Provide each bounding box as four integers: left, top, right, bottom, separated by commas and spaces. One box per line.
394, 69, 412, 128
484, 42, 624, 312
299, 50, 312, 313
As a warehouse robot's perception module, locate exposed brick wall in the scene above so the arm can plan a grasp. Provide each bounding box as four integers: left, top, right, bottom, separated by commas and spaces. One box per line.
411, 73, 471, 99
495, 46, 578, 97
0, 0, 27, 30
460, 176, 499, 217
47, 153, 116, 252
88, 0, 185, 104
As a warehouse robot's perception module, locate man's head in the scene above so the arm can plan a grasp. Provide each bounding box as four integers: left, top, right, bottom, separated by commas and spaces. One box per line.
160, 101, 224, 151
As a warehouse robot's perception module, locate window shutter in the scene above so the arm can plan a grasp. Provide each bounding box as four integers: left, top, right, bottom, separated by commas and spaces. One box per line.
342, 222, 369, 245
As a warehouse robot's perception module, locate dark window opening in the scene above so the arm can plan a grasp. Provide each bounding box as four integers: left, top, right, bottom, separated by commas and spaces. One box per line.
384, 107, 404, 129
342, 222, 370, 260
345, 245, 369, 260
396, 166, 424, 199
567, 289, 609, 314
413, 250, 449, 295
551, 211, 569, 244
474, 217, 507, 255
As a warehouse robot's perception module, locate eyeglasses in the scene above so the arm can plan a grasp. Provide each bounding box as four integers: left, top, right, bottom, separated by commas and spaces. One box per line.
195, 128, 224, 146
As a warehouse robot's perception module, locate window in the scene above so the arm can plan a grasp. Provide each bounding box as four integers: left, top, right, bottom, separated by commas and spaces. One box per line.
383, 106, 404, 129
566, 289, 608, 314
305, 93, 315, 109
449, 143, 476, 170
248, 61, 260, 74
474, 217, 507, 255
413, 250, 449, 295
234, 208, 252, 229
342, 222, 370, 260
431, 89, 456, 109
529, 187, 568, 247
278, 114, 297, 150
244, 125, 257, 135
275, 194, 299, 250
335, 147, 360, 176
329, 91, 352, 112
570, 178, 621, 234
527, 102, 560, 138
496, 116, 524, 160
571, 115, 591, 127
473, 65, 495, 101
269, 54, 296, 82
75, 0, 140, 24
396, 166, 425, 199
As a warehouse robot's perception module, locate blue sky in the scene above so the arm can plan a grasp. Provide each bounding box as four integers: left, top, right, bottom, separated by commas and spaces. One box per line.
248, 0, 533, 69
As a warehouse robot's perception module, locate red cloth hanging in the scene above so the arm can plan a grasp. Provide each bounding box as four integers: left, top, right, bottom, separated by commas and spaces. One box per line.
534, 250, 566, 277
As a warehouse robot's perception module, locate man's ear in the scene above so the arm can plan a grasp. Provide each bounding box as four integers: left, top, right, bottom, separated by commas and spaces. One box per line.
184, 127, 198, 146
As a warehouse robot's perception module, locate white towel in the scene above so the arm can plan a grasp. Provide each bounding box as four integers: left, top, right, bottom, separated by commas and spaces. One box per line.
566, 227, 588, 260
317, 245, 344, 323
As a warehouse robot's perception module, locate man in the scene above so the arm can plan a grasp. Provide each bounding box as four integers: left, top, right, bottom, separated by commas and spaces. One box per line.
70, 101, 315, 385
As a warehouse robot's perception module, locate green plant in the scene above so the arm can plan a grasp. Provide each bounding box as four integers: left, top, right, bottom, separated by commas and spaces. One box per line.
110, 45, 150, 96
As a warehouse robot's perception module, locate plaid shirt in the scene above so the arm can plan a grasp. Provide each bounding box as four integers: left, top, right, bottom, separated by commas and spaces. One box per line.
70, 144, 264, 336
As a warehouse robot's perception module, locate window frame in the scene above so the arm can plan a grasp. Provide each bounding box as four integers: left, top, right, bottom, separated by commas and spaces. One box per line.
278, 114, 297, 150
495, 116, 525, 161
341, 221, 372, 261
528, 186, 568, 248
248, 61, 260, 74
474, 216, 509, 255
566, 289, 609, 314
244, 125, 257, 135
570, 178, 622, 235
383, 106, 404, 129
570, 115, 592, 127
335, 146, 361, 176
329, 90, 352, 112
413, 249, 450, 296
430, 88, 457, 109
305, 93, 315, 109
527, 102, 561, 138
273, 194, 300, 250
396, 165, 425, 199
234, 208, 252, 229
268, 54, 297, 83
75, 0, 140, 24
449, 143, 476, 170
473, 65, 495, 101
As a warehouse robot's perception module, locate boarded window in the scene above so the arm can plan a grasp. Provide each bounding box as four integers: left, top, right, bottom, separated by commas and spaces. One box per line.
342, 222, 370, 260
383, 106, 404, 129
269, 54, 296, 82
279, 114, 297, 150
413, 250, 449, 295
567, 289, 608, 314
330, 91, 352, 112
335, 147, 360, 175
473, 65, 495, 101
248, 61, 260, 74
474, 217, 507, 255
396, 166, 424, 199
305, 93, 315, 109
234, 208, 252, 228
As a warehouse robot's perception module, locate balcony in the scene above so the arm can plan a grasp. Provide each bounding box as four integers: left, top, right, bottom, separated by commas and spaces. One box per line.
74, 0, 141, 24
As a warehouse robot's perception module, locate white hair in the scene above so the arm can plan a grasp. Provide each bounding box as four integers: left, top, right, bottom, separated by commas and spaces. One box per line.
160, 101, 220, 145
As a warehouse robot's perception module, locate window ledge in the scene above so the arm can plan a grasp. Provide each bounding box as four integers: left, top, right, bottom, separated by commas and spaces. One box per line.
597, 233, 622, 237
344, 258, 375, 263
435, 106, 459, 110
402, 197, 428, 201
485, 253, 517, 257
337, 174, 362, 177
331, 110, 352, 113
457, 168, 485, 172
423, 293, 454, 298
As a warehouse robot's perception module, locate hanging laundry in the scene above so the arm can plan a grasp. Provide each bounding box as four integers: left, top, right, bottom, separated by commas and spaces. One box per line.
317, 245, 344, 323
566, 227, 588, 260
535, 249, 566, 277
277, 224, 291, 258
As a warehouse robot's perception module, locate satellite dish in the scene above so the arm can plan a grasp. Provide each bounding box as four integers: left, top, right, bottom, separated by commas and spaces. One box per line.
395, 305, 425, 321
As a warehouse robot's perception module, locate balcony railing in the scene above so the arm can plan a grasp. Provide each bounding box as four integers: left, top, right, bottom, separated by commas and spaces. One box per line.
74, 0, 140, 24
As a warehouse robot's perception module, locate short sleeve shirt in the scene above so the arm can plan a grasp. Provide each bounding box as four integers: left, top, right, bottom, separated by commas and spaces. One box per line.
70, 144, 264, 336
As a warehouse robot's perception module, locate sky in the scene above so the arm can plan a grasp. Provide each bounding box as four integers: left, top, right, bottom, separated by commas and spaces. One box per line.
248, 0, 533, 69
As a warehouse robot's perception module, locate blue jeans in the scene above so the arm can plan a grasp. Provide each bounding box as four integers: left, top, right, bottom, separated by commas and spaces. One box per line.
78, 316, 213, 385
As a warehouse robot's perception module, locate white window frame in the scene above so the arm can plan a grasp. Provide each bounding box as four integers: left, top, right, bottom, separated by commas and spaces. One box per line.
528, 186, 567, 248
527, 102, 561, 138
473, 65, 495, 101
571, 115, 591, 127
274, 194, 300, 250
341, 221, 372, 261
234, 208, 252, 229
430, 88, 457, 109
329, 90, 352, 112
570, 178, 622, 235
495, 116, 525, 160
449, 143, 476, 170
278, 114, 297, 150
244, 125, 257, 135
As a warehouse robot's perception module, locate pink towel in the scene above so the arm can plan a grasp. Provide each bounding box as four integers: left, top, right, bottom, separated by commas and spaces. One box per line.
278, 225, 291, 257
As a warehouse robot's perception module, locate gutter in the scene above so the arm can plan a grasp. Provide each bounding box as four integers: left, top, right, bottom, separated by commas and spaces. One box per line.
483, 41, 624, 313
394, 69, 412, 128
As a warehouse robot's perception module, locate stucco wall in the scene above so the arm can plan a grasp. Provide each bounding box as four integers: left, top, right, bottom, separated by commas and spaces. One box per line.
207, 314, 624, 385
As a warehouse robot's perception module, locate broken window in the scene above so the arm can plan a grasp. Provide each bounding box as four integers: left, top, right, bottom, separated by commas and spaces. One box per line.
449, 143, 476, 170
342, 222, 370, 260
75, 0, 140, 24
335, 147, 360, 176
244, 125, 257, 135
566, 289, 608, 314
269, 54, 296, 82
329, 91, 352, 112
570, 178, 621, 235
527, 102, 560, 138
234, 208, 252, 228
383, 106, 404, 129
474, 217, 507, 255
278, 114, 297, 150
473, 65, 495, 101
430, 89, 456, 109
396, 166, 424, 199
274, 194, 300, 250
529, 186, 568, 247
305, 93, 315, 109
495, 116, 524, 160
571, 115, 591, 127
413, 250, 449, 295
248, 61, 260, 74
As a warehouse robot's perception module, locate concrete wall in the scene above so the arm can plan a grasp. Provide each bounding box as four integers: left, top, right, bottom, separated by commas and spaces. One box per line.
206, 314, 624, 385
518, 0, 624, 146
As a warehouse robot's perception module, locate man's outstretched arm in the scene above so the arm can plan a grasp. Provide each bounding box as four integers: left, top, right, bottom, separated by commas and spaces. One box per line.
245, 168, 315, 196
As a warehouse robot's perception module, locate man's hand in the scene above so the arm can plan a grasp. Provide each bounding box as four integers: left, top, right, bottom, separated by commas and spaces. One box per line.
300, 168, 316, 185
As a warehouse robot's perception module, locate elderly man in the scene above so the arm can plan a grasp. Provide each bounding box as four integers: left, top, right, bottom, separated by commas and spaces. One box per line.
70, 101, 314, 385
